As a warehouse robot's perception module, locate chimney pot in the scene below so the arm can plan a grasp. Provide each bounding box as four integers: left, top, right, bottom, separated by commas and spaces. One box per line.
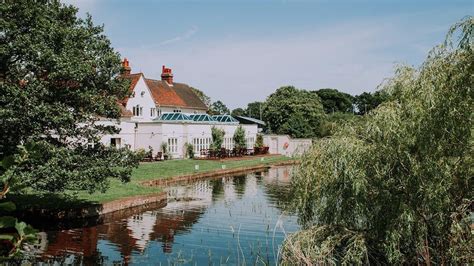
161, 65, 173, 85
121, 58, 131, 75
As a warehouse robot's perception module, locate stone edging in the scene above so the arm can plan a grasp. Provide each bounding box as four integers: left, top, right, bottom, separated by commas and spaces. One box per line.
140, 160, 299, 187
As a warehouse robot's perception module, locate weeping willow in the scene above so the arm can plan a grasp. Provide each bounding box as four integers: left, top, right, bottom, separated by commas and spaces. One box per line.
281, 17, 473, 265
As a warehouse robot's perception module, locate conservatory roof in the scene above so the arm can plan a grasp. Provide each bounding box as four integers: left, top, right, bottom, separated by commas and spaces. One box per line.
189, 114, 216, 122
155, 112, 193, 122
235, 116, 266, 126
212, 115, 239, 124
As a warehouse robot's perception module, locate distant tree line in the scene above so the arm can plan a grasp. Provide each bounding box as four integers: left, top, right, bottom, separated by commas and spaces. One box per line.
193, 80, 390, 139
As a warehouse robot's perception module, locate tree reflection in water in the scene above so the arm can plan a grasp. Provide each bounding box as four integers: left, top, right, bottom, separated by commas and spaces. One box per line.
34, 166, 298, 265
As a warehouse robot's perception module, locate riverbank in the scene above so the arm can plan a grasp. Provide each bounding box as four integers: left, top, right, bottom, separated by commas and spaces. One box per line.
12, 155, 295, 221
78, 154, 293, 203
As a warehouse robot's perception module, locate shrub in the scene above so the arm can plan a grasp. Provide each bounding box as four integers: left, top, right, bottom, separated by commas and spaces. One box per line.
185, 143, 194, 159
160, 142, 168, 154
255, 134, 264, 148
211, 126, 225, 149
135, 148, 147, 161
233, 125, 246, 149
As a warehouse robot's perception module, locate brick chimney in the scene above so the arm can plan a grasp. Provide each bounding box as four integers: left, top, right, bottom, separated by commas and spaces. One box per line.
121, 58, 131, 75
161, 65, 173, 85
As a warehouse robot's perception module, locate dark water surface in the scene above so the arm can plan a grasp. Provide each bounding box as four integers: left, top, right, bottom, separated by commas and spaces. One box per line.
37, 166, 298, 265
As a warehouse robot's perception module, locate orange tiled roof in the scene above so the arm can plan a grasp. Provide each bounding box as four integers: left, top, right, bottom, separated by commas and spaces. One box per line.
121, 72, 208, 110
145, 78, 187, 107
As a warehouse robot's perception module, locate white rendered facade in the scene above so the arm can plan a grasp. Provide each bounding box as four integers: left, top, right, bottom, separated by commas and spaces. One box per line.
99, 63, 258, 159
99, 119, 258, 159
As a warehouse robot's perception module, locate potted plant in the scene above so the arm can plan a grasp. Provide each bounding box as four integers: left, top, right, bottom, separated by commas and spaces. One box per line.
161, 142, 169, 160
254, 134, 264, 155
185, 142, 194, 159
147, 145, 154, 160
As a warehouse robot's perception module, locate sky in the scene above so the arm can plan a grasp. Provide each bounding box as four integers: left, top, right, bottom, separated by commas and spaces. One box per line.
66, 0, 473, 109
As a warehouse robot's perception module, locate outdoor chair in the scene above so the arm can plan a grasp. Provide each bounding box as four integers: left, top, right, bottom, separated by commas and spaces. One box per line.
254, 147, 260, 155
154, 152, 163, 161
220, 148, 227, 158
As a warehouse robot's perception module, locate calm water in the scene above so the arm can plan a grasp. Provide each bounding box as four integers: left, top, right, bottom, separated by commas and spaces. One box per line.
36, 166, 298, 265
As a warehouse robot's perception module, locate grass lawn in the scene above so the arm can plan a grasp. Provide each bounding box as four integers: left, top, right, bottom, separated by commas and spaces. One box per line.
11, 155, 292, 210
77, 155, 292, 203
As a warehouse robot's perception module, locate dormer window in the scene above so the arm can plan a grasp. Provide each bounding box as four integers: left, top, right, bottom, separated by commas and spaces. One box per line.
132, 105, 143, 116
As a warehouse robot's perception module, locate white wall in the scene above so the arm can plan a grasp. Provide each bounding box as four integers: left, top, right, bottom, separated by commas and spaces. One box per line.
160, 107, 207, 114
126, 76, 157, 121
98, 119, 136, 149
98, 119, 258, 159
263, 135, 312, 157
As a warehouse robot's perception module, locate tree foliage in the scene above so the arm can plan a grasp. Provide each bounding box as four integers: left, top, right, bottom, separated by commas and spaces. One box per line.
209, 100, 230, 115
190, 87, 211, 107
255, 134, 264, 148
314, 88, 354, 113
0, 1, 139, 194
262, 86, 325, 138
353, 90, 389, 115
231, 108, 246, 117
232, 125, 246, 149
211, 127, 225, 149
246, 101, 263, 119
282, 17, 474, 264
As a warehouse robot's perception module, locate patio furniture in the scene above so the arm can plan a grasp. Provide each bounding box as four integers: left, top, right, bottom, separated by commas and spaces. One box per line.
154, 152, 163, 161
247, 148, 254, 156
254, 147, 260, 155
220, 148, 227, 158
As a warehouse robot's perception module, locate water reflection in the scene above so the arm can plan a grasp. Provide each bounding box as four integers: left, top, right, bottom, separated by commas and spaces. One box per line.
36, 166, 298, 265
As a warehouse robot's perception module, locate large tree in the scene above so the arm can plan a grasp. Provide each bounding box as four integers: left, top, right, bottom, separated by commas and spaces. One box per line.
245, 101, 263, 120
354, 90, 389, 115
209, 100, 230, 115
262, 86, 325, 138
282, 17, 473, 264
230, 107, 245, 117
313, 88, 354, 113
0, 1, 138, 194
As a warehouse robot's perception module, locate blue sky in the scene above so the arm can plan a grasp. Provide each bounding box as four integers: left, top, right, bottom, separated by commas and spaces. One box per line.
67, 0, 473, 109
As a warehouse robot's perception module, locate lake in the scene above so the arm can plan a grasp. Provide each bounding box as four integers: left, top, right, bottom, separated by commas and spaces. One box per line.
36, 166, 299, 265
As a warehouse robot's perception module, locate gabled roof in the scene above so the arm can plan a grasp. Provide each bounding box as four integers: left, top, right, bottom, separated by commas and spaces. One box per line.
144, 79, 208, 110
119, 73, 143, 106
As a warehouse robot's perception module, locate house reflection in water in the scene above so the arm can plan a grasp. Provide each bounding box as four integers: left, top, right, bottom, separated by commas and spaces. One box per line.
38, 166, 296, 265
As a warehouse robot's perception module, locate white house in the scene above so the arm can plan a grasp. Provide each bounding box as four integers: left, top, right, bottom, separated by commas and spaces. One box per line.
98, 59, 258, 159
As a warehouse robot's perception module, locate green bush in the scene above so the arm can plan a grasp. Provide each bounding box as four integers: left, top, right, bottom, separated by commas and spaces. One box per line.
160, 142, 168, 154
255, 134, 264, 148
135, 148, 147, 161
211, 126, 225, 149
233, 125, 246, 149
185, 143, 194, 159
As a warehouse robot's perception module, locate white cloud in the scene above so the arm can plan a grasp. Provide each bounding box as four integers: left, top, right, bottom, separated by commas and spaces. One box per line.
118, 20, 432, 109
158, 26, 198, 46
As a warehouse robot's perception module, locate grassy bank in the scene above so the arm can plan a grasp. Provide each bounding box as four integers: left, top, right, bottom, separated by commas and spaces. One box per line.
13, 155, 292, 210
75, 155, 292, 203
